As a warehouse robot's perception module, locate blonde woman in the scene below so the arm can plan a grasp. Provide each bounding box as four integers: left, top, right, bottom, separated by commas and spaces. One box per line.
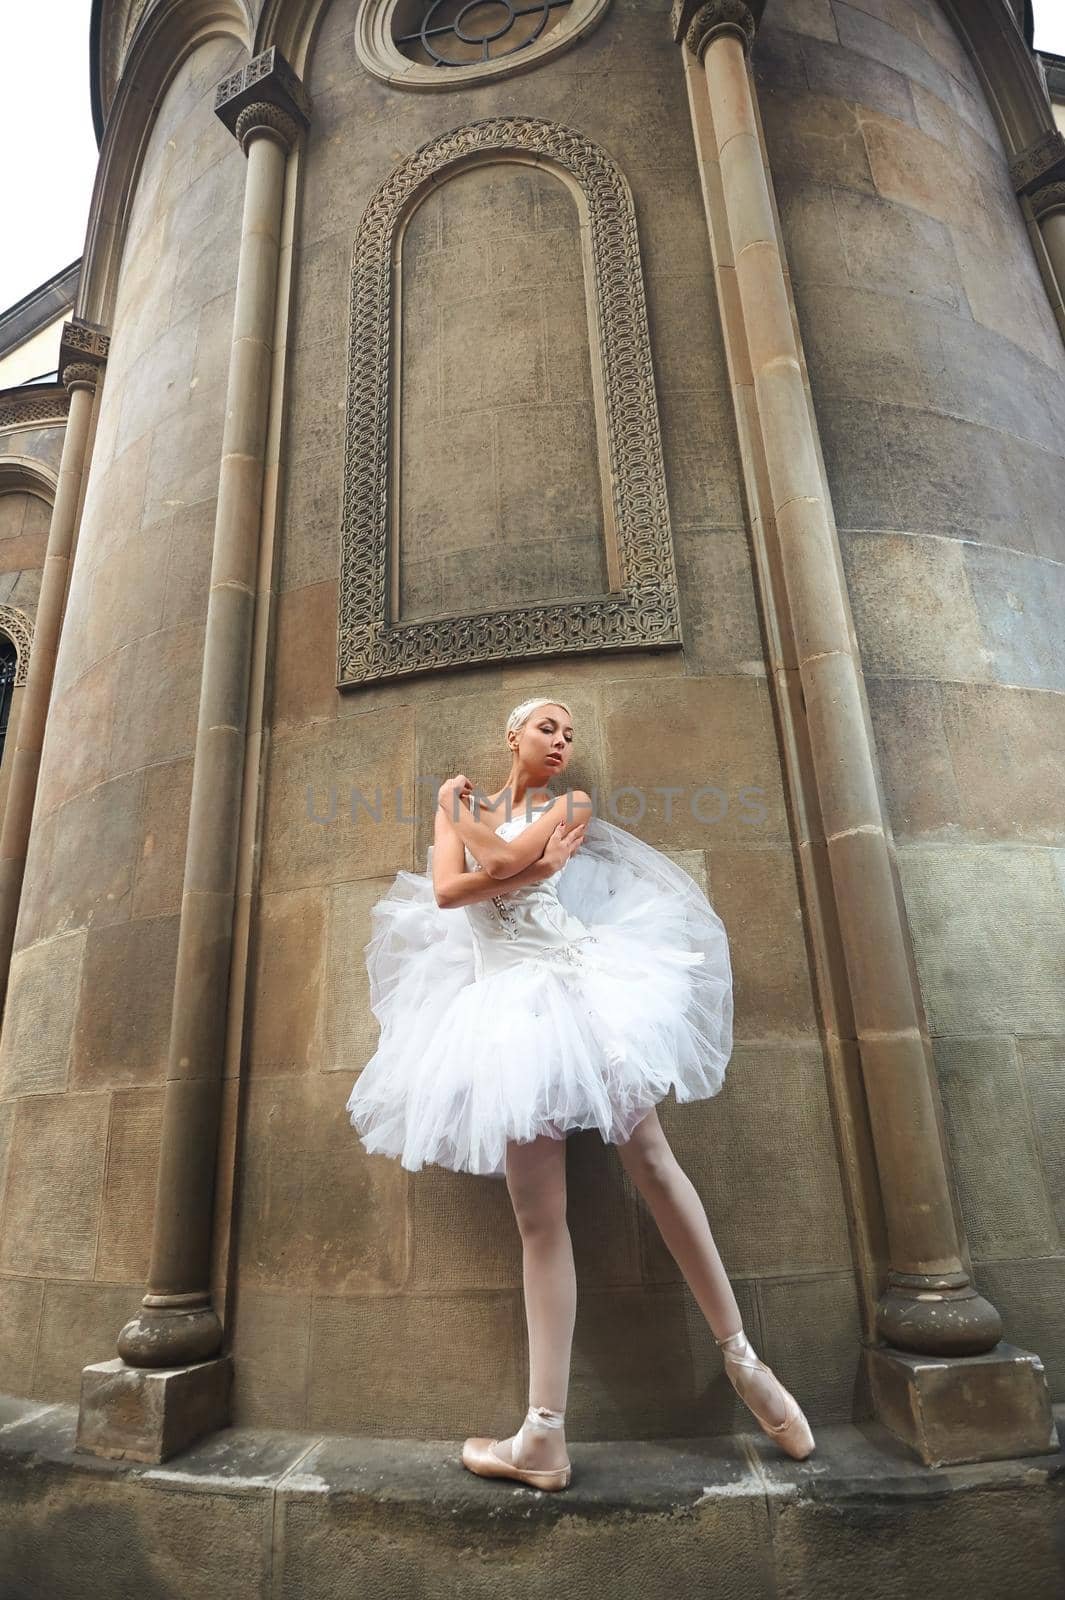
347, 696, 814, 1489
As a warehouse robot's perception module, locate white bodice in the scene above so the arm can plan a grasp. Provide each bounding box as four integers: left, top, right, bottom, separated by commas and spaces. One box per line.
463, 813, 595, 980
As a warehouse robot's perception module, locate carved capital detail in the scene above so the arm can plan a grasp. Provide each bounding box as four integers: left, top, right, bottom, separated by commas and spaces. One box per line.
1010, 128, 1065, 196
214, 47, 310, 154
672, 0, 760, 51
62, 362, 100, 394
0, 605, 34, 687
685, 0, 757, 57
233, 100, 302, 153
1031, 182, 1065, 221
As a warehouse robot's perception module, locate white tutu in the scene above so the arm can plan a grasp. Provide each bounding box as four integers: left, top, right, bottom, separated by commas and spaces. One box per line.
346, 814, 733, 1177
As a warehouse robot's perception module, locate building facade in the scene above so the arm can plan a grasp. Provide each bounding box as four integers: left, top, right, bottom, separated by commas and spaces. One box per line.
0, 0, 1063, 1472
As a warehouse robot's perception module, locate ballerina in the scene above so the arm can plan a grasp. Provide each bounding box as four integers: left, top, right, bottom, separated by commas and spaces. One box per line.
346, 695, 815, 1488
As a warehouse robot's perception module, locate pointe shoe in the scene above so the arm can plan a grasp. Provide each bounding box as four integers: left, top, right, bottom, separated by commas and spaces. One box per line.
716, 1329, 815, 1461
462, 1403, 572, 1491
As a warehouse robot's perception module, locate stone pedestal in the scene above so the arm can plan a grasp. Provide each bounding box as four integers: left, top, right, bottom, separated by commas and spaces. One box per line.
867, 1342, 1058, 1467
74, 1355, 232, 1464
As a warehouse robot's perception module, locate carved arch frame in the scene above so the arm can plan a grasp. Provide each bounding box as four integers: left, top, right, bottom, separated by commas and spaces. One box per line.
337, 115, 683, 687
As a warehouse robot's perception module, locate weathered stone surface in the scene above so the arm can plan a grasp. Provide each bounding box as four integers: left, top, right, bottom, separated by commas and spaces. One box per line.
0, 1091, 109, 1280
76, 1355, 232, 1463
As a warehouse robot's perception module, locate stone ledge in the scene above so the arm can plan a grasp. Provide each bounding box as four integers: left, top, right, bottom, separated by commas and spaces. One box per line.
1, 1394, 1064, 1598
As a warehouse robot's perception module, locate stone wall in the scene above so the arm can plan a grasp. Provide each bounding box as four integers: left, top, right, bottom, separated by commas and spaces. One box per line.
230, 0, 859, 1439
0, 36, 246, 1401
754, 0, 1065, 1390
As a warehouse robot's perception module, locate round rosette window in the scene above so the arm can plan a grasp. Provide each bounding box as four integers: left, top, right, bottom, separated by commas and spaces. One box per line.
356, 0, 611, 87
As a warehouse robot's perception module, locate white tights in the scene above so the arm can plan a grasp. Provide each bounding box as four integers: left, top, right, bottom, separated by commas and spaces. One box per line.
494, 1107, 786, 1470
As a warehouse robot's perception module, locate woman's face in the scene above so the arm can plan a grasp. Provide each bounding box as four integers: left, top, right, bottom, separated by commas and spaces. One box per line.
513, 704, 573, 781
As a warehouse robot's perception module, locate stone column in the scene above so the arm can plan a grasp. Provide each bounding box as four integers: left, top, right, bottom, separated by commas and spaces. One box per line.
76, 51, 310, 1466
674, 0, 1056, 1465
0, 324, 107, 1009
1031, 183, 1065, 308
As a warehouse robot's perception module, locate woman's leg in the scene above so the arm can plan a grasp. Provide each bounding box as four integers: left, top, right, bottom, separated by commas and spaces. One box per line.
614, 1105, 788, 1428
491, 1131, 574, 1469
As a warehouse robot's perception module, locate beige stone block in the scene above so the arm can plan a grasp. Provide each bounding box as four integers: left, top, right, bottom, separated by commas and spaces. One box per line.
0, 931, 85, 1098
658, 383, 745, 531
951, 222, 1063, 366
760, 90, 876, 191
597, 676, 789, 847
161, 497, 216, 629
108, 622, 204, 775
11, 806, 57, 954
270, 581, 339, 736
36, 770, 145, 939
76, 1353, 232, 1463
839, 531, 986, 679
798, 36, 918, 126
93, 1087, 164, 1284
933, 1036, 1058, 1261
407, 1162, 523, 1291
71, 431, 151, 585
653, 1044, 852, 1278
113, 311, 199, 458
34, 650, 125, 818
32, 1273, 143, 1401
0, 490, 49, 574
898, 843, 1065, 1036
866, 677, 963, 840
71, 916, 179, 1090
247, 888, 327, 1077
278, 447, 342, 593
833, 0, 950, 98
261, 709, 414, 893
766, 0, 838, 42
674, 527, 764, 676
971, 1257, 1065, 1399
759, 1270, 868, 1422
307, 1290, 525, 1436
229, 1288, 312, 1428
875, 404, 1025, 547
796, 282, 954, 409
831, 185, 968, 311
707, 846, 819, 1037
1019, 1038, 1065, 1239
0, 1091, 110, 1279
496, 401, 604, 558
0, 1277, 43, 1394
322, 873, 392, 1075
938, 683, 1065, 845
236, 1073, 409, 1295
861, 110, 982, 231
132, 757, 193, 919
141, 379, 227, 530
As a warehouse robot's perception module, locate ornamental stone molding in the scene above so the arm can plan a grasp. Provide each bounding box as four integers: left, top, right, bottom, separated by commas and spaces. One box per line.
214, 46, 311, 149
0, 387, 70, 431
670, 0, 763, 47
1009, 128, 1065, 196
683, 0, 757, 58
0, 606, 34, 688
62, 363, 101, 394
354, 0, 612, 91
337, 116, 683, 688
1030, 182, 1065, 221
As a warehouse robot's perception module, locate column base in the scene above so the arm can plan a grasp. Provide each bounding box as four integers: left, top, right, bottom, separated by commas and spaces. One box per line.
74, 1354, 232, 1464
866, 1339, 1057, 1466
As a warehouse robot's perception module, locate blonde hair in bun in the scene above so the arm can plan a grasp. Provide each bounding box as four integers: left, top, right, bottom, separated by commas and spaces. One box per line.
505, 697, 573, 752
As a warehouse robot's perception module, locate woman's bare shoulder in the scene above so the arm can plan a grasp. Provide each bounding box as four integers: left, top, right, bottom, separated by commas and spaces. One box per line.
552, 789, 594, 824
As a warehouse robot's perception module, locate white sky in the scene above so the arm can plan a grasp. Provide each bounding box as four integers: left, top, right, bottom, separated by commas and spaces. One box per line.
1, 0, 1064, 315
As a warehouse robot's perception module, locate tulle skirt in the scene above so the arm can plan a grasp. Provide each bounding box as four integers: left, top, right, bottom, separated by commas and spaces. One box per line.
346, 817, 733, 1177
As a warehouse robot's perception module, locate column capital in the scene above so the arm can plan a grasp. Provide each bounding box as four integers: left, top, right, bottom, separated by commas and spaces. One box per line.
214, 46, 311, 155
1009, 127, 1065, 197
58, 318, 109, 387
62, 362, 100, 395
672, 0, 761, 57
1031, 181, 1065, 221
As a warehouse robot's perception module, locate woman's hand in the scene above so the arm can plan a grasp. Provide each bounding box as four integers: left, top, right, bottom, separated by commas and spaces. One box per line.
437, 775, 472, 815
540, 816, 588, 877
